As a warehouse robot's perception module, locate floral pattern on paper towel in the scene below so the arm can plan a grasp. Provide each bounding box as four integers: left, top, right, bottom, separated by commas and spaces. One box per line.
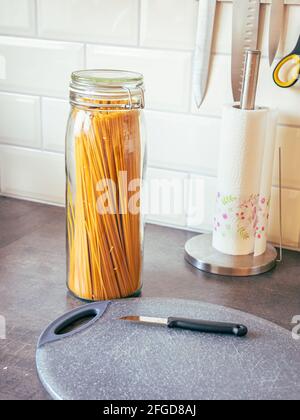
255, 196, 271, 241
214, 193, 271, 241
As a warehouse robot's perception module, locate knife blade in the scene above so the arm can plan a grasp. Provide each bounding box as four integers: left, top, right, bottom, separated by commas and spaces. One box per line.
269, 0, 285, 66
232, 0, 260, 103
120, 316, 248, 337
192, 0, 217, 108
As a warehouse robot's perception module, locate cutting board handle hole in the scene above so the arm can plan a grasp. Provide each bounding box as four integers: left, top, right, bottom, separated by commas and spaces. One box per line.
54, 309, 98, 336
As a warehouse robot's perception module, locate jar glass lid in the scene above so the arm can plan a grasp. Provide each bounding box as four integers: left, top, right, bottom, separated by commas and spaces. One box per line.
70, 69, 145, 109
71, 69, 144, 89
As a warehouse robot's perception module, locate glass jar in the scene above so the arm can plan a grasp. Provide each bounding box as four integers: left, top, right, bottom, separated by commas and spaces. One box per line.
66, 70, 146, 301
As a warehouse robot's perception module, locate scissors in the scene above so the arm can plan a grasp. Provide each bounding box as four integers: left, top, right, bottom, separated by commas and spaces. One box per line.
273, 35, 300, 88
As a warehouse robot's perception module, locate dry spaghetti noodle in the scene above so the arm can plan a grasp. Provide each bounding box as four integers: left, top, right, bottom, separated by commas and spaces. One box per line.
67, 105, 143, 301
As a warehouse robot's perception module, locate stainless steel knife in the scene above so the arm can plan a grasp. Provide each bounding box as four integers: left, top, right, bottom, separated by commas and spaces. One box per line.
120, 316, 248, 337
231, 0, 260, 103
193, 0, 217, 108
269, 0, 285, 66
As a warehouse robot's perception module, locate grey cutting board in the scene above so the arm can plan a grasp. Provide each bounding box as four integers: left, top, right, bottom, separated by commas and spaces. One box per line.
36, 298, 300, 400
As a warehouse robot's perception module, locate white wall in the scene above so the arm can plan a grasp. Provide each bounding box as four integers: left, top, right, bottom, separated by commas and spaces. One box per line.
0, 0, 300, 250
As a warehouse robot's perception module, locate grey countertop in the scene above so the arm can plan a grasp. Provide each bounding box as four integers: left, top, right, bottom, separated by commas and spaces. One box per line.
0, 196, 300, 400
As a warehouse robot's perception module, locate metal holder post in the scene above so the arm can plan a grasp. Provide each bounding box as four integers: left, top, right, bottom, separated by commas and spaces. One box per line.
277, 147, 283, 262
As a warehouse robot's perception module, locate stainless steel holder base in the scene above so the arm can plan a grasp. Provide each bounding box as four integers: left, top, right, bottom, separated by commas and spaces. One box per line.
185, 234, 277, 277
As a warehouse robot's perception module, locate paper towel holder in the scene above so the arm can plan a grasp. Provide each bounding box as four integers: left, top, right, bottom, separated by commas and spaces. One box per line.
185, 234, 278, 277
185, 147, 283, 277
184, 49, 281, 277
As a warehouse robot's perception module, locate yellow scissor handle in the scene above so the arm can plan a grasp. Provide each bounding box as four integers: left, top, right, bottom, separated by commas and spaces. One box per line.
273, 54, 300, 88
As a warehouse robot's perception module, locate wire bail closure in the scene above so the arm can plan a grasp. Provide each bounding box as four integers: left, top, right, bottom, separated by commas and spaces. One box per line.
123, 86, 145, 110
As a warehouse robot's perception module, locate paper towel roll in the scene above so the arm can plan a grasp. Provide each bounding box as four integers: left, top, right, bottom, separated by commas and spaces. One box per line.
254, 110, 278, 257
212, 105, 277, 256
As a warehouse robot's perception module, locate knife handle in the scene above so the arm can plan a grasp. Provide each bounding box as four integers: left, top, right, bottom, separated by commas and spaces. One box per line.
167, 318, 248, 337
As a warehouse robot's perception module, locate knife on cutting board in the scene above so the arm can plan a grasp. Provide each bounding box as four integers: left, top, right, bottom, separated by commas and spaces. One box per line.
269, 0, 285, 66
121, 316, 248, 337
193, 0, 217, 108
231, 0, 261, 103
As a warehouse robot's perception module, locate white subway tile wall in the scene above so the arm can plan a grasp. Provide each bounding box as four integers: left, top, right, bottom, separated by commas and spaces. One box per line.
37, 0, 139, 46
42, 98, 70, 153
140, 0, 198, 50
0, 92, 41, 148
0, 0, 36, 36
0, 0, 299, 250
187, 174, 218, 232
0, 146, 65, 204
86, 45, 192, 112
146, 111, 220, 175
145, 167, 189, 228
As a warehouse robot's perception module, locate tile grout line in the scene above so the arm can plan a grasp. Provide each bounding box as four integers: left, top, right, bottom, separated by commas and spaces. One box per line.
137, 0, 142, 47
0, 32, 194, 54
0, 31, 292, 60
39, 96, 44, 151
0, 140, 299, 193
0, 87, 299, 129
0, 142, 65, 157
36, 0, 44, 157
184, 172, 193, 228
83, 43, 87, 68
0, 192, 65, 208
33, 0, 39, 37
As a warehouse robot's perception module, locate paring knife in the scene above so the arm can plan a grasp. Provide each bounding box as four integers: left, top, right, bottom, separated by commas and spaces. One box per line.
231, 0, 260, 103
120, 316, 248, 337
269, 0, 285, 66
193, 0, 217, 108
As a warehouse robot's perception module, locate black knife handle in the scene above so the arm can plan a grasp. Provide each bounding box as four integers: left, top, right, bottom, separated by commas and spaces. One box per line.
167, 318, 248, 337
